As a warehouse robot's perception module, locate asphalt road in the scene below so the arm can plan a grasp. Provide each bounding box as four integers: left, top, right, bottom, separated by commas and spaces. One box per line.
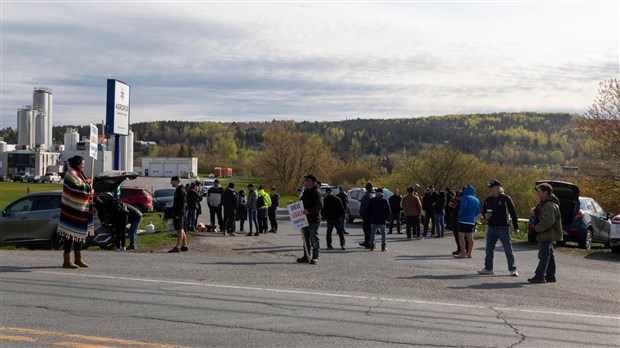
1, 211, 619, 347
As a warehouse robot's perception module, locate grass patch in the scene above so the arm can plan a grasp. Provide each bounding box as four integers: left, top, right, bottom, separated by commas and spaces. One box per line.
0, 182, 62, 208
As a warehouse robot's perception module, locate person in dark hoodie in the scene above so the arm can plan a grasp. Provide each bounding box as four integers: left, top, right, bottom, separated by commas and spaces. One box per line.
358, 182, 374, 248
185, 183, 202, 232
296, 174, 324, 264
528, 183, 563, 284
368, 188, 391, 252
321, 187, 346, 250
388, 189, 403, 234
422, 186, 438, 237
222, 182, 238, 236
432, 191, 447, 238
454, 185, 480, 259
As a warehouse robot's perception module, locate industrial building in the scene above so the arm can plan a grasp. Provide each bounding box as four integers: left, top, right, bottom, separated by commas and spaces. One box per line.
0, 87, 134, 179
141, 157, 198, 178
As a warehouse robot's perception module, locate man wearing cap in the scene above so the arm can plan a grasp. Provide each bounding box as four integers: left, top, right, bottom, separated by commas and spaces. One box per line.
478, 179, 520, 276
268, 187, 280, 233
297, 174, 324, 264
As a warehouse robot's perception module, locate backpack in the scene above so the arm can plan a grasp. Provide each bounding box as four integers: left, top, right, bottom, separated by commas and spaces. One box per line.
257, 194, 265, 208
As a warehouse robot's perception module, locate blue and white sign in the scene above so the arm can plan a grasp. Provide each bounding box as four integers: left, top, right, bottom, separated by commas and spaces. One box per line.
287, 201, 309, 229
105, 79, 130, 135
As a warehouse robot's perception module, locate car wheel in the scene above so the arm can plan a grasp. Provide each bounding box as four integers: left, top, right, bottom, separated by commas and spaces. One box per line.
52, 232, 65, 250
527, 229, 537, 243
131, 204, 144, 213
346, 209, 354, 223
578, 229, 592, 250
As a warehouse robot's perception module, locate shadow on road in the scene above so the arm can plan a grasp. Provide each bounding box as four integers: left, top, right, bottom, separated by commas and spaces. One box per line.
0, 265, 59, 273
394, 254, 455, 260
399, 274, 480, 280
447, 282, 526, 290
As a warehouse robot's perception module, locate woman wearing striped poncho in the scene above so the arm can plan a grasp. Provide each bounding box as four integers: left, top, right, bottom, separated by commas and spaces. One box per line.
58, 155, 94, 269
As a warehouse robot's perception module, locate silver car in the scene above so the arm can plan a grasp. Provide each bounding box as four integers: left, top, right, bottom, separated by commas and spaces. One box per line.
0, 191, 107, 250
610, 215, 620, 254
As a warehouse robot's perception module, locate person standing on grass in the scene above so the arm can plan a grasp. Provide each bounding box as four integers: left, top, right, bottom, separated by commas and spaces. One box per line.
454, 185, 479, 259
58, 155, 93, 268
168, 176, 189, 253
528, 183, 563, 284
478, 180, 520, 277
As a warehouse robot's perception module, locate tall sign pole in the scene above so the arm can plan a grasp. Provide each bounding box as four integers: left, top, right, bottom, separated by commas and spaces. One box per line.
89, 123, 98, 177
105, 79, 130, 170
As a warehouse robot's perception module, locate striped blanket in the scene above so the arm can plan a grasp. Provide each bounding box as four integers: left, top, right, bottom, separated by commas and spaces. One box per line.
57, 168, 94, 242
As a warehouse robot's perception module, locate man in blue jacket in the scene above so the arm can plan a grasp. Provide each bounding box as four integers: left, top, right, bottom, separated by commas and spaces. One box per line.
454, 185, 480, 259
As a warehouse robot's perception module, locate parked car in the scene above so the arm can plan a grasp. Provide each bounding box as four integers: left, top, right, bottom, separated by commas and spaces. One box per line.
152, 188, 176, 211
201, 180, 215, 196
527, 180, 613, 250
346, 187, 394, 223
0, 174, 7, 182
41, 172, 62, 183
0, 191, 105, 250
120, 187, 153, 213
27, 174, 42, 183
13, 172, 31, 182
609, 215, 620, 254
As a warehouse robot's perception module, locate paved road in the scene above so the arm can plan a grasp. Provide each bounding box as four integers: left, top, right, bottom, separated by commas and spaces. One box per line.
1, 211, 619, 347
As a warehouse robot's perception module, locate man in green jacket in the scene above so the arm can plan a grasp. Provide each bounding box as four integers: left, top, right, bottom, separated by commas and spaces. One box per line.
257, 185, 272, 234
528, 183, 563, 284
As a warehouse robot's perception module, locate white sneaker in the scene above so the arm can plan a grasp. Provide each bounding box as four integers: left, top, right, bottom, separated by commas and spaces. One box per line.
478, 268, 494, 275
510, 270, 519, 277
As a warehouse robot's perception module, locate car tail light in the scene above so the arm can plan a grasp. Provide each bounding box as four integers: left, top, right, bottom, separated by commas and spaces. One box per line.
612, 217, 620, 224
574, 210, 586, 220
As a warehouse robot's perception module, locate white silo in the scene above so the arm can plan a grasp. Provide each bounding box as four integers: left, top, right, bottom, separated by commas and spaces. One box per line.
126, 130, 134, 172
33, 87, 53, 147
35, 111, 48, 149
120, 133, 128, 171
0, 140, 7, 153
17, 106, 36, 148
63, 128, 79, 151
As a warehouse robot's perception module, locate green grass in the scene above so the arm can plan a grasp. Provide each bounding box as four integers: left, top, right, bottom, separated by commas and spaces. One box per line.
0, 182, 62, 208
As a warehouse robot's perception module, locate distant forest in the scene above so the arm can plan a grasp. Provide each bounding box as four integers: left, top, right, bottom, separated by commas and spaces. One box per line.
0, 112, 583, 167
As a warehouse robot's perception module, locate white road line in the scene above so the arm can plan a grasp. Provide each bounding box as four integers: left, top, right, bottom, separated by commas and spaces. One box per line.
37, 271, 620, 320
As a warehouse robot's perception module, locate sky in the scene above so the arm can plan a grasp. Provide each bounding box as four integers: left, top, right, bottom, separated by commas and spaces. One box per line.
0, 0, 618, 130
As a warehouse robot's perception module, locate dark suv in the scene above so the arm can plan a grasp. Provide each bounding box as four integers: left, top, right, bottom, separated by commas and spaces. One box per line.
120, 187, 153, 213
527, 180, 613, 250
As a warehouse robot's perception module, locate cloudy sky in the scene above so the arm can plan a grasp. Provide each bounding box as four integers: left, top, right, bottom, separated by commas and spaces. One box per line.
1, 1, 618, 129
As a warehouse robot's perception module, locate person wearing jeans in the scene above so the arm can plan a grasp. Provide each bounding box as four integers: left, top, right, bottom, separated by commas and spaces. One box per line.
126, 204, 143, 250
401, 187, 422, 240
432, 191, 447, 238
246, 184, 259, 236
528, 182, 563, 283
368, 188, 391, 252
478, 180, 519, 276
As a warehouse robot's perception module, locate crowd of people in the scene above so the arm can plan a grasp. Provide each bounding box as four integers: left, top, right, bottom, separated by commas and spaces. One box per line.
57, 166, 563, 284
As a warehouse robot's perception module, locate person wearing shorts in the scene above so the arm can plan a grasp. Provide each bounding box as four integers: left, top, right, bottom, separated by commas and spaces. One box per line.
169, 176, 189, 253
454, 185, 480, 259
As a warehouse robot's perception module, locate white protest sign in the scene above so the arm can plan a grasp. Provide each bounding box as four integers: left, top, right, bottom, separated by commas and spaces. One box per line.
287, 200, 309, 229
89, 124, 98, 159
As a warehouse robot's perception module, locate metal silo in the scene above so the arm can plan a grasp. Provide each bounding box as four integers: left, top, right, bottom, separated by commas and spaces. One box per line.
63, 128, 79, 151
120, 133, 128, 171
33, 87, 53, 147
127, 130, 134, 172
17, 106, 36, 148
35, 111, 48, 149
